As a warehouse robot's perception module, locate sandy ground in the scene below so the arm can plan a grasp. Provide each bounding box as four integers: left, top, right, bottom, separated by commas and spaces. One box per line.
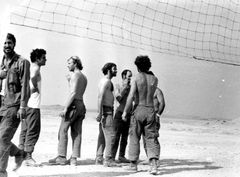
6, 105, 240, 177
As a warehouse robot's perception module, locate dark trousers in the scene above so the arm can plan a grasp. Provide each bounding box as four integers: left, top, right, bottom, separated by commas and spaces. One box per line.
19, 107, 41, 153
96, 106, 115, 161
0, 95, 3, 122
0, 106, 22, 175
58, 100, 85, 158
128, 106, 160, 161
112, 111, 130, 159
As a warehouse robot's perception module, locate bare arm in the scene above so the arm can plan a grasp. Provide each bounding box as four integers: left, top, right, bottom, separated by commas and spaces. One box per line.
115, 83, 130, 103
122, 78, 137, 120
60, 74, 78, 117
155, 88, 165, 116
30, 65, 40, 93
97, 80, 109, 121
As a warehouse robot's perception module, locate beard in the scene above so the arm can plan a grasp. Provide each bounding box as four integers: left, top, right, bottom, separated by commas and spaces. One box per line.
4, 47, 14, 55
111, 72, 117, 77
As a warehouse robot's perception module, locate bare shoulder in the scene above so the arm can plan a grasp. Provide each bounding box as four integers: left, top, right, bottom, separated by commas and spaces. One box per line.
99, 77, 110, 88
30, 64, 40, 76
105, 79, 112, 87
152, 75, 158, 81
152, 75, 158, 85
31, 64, 40, 71
79, 72, 87, 81
134, 73, 142, 81
155, 87, 163, 95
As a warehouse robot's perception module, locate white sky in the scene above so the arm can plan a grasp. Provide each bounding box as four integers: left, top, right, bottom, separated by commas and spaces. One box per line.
1, 0, 240, 120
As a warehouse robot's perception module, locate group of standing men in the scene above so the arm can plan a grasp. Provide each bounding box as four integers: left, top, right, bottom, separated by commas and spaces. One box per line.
0, 33, 165, 177
95, 56, 165, 175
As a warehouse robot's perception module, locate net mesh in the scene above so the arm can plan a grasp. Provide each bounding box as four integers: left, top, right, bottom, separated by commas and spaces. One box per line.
10, 0, 240, 66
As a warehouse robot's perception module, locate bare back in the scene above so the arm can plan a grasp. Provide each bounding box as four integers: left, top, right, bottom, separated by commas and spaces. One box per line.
134, 72, 158, 107
70, 71, 87, 100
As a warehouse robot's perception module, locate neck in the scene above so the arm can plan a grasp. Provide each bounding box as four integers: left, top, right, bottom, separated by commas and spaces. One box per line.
122, 80, 129, 86
74, 68, 81, 73
5, 52, 14, 60
33, 62, 41, 69
106, 74, 112, 80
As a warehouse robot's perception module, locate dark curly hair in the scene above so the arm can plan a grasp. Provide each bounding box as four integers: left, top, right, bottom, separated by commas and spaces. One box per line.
30, 48, 46, 63
102, 62, 116, 75
134, 55, 151, 72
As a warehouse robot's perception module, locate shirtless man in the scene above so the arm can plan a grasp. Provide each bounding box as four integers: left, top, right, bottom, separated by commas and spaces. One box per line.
49, 56, 87, 166
122, 55, 160, 175
95, 62, 117, 167
143, 72, 165, 167
18, 48, 47, 166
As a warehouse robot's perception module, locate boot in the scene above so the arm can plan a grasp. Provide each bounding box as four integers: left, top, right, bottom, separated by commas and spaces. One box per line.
118, 156, 130, 163
149, 158, 158, 175
123, 161, 137, 172
48, 156, 68, 165
69, 157, 77, 166
95, 157, 104, 165
24, 152, 36, 166
13, 150, 27, 171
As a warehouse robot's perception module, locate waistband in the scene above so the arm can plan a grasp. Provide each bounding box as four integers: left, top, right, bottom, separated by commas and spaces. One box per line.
137, 104, 154, 108
74, 98, 83, 102
103, 105, 113, 115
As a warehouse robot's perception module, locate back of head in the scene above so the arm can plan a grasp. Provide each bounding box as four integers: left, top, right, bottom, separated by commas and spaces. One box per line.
102, 62, 116, 75
6, 33, 16, 45
69, 56, 83, 70
134, 55, 151, 73
30, 48, 46, 63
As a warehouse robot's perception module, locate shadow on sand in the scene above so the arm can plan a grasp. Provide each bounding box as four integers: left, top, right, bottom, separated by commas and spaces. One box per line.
26, 158, 222, 176
22, 171, 133, 177
158, 158, 222, 175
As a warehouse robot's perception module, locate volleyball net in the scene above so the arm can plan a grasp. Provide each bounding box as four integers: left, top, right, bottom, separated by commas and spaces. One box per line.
10, 0, 240, 66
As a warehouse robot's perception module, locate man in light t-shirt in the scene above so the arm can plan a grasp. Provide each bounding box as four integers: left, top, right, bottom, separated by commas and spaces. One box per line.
18, 48, 47, 166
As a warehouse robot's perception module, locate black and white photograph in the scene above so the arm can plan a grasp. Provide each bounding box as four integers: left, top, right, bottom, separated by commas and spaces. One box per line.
0, 0, 239, 176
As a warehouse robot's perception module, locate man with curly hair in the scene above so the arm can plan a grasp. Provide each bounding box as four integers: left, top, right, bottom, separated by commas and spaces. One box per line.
122, 55, 160, 175
18, 48, 47, 166
95, 62, 118, 167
